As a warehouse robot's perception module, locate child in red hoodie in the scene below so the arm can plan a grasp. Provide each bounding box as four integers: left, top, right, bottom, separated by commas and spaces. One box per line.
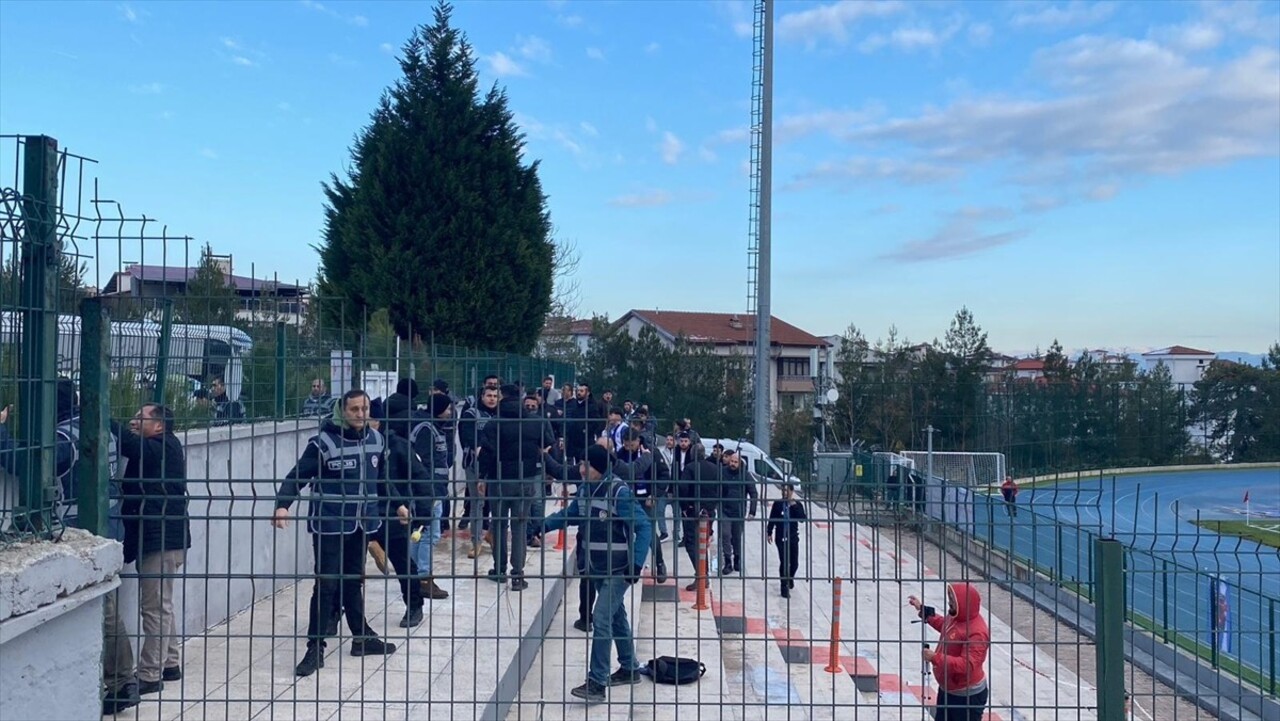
909, 582, 991, 721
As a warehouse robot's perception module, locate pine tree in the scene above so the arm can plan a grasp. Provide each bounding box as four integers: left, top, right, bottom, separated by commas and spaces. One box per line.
316, 1, 555, 353
180, 244, 239, 326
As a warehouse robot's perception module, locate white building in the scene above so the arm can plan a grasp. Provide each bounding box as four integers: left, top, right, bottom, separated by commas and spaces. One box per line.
1141, 345, 1216, 386
615, 309, 832, 413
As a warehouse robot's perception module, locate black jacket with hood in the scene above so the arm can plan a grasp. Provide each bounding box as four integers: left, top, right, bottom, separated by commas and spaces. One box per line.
481, 398, 556, 481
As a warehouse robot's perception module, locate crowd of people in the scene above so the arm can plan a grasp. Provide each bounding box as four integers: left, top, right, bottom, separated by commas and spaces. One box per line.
9, 371, 990, 718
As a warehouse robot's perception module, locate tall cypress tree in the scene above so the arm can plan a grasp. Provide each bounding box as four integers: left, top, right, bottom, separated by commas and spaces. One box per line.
315, 1, 555, 353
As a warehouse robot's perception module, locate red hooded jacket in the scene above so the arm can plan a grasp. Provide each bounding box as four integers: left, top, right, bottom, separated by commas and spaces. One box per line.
924, 582, 990, 692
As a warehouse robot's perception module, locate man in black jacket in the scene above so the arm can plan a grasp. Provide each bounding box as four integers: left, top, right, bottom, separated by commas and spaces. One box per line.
766, 483, 807, 597
676, 442, 721, 591
563, 383, 602, 465
273, 390, 399, 677
117, 403, 191, 696
717, 449, 758, 575
612, 428, 670, 583
457, 386, 498, 557
480, 384, 555, 591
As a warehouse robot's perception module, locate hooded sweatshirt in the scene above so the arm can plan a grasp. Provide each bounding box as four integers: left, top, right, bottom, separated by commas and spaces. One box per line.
922, 581, 990, 694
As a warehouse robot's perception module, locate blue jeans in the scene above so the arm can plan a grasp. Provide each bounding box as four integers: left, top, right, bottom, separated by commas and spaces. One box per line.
588, 574, 639, 686
654, 496, 670, 535
412, 501, 443, 576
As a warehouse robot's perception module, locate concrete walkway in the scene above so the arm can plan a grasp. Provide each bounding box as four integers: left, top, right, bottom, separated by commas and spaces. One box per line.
111, 488, 1102, 721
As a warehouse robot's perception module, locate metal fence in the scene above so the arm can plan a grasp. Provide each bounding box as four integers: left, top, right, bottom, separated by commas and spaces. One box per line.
2, 132, 1276, 721
807, 449, 1280, 718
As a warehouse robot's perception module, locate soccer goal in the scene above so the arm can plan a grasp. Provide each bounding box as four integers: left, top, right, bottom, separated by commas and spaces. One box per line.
900, 451, 1006, 487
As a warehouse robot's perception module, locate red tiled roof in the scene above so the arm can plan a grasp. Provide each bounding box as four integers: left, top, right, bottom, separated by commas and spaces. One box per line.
1014, 359, 1045, 371
621, 309, 830, 347
1142, 345, 1214, 357
568, 319, 594, 335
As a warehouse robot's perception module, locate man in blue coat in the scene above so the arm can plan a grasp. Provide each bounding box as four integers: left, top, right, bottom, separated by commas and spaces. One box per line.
541, 444, 652, 703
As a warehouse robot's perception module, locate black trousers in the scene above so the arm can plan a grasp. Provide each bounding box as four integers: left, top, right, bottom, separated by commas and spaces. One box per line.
719, 516, 745, 570
644, 499, 665, 569
933, 687, 988, 721
776, 539, 800, 587
374, 522, 422, 611
680, 511, 713, 571
306, 530, 374, 648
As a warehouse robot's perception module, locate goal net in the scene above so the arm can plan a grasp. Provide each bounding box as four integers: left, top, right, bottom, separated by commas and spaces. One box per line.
900, 451, 1006, 487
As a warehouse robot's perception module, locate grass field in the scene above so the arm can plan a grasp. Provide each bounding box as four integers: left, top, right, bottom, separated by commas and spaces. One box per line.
1193, 519, 1280, 550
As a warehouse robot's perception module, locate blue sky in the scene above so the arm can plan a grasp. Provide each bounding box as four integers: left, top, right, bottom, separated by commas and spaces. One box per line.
1, 0, 1277, 354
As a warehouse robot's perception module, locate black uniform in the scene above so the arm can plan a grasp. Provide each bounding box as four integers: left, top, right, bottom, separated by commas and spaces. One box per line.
677, 456, 722, 577
767, 497, 807, 596
480, 396, 555, 582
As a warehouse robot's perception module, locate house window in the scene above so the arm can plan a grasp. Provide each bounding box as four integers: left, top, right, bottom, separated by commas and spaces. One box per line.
778, 358, 810, 378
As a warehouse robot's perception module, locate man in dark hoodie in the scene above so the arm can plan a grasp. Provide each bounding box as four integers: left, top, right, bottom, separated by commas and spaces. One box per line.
480, 384, 555, 591
273, 390, 399, 677
563, 382, 602, 465
458, 386, 499, 557
116, 402, 191, 696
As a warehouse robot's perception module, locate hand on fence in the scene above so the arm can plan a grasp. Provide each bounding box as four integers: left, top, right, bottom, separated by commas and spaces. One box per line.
272, 508, 290, 529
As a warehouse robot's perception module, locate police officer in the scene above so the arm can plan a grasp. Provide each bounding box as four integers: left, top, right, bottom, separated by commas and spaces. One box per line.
766, 483, 807, 598
611, 427, 670, 583
273, 389, 399, 677
540, 445, 651, 703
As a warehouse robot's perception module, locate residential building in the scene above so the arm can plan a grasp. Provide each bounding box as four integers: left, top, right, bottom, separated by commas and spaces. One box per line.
1141, 345, 1216, 386
536, 317, 595, 358
99, 261, 309, 326
614, 309, 831, 413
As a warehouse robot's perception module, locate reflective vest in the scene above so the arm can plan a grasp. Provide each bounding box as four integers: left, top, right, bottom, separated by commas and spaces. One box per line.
583, 478, 633, 573
56, 417, 123, 540
309, 427, 385, 535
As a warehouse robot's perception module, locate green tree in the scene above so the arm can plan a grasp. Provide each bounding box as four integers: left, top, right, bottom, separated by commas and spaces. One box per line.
1195, 354, 1280, 462
0, 251, 88, 314
178, 244, 239, 326
316, 1, 556, 353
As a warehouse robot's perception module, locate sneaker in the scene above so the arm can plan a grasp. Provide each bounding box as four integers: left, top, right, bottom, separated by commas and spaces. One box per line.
398, 607, 424, 628
102, 682, 140, 715
295, 645, 325, 677
350, 638, 396, 657
684, 581, 698, 592
570, 680, 607, 703
136, 680, 163, 696
510, 577, 529, 591
162, 666, 183, 681
608, 668, 644, 686
659, 532, 669, 542
655, 563, 668, 584
573, 618, 591, 632
486, 569, 506, 583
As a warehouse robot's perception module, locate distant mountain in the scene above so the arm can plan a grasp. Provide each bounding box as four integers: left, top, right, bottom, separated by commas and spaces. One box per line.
1216, 351, 1265, 367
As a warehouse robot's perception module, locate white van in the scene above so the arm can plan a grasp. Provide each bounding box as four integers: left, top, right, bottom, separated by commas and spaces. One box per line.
699, 438, 801, 488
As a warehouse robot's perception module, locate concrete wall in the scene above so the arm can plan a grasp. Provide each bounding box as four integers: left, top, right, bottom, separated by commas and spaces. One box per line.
113, 419, 324, 640
0, 531, 123, 720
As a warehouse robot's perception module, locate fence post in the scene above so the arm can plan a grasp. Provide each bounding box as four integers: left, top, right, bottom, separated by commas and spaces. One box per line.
153, 298, 172, 404
76, 297, 111, 536
15, 135, 60, 532
1270, 598, 1276, 696
1094, 538, 1126, 720
274, 321, 287, 417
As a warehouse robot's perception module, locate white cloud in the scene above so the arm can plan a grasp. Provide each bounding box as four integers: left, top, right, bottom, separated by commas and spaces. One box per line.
859, 23, 961, 53
1010, 1, 1115, 30
586, 47, 606, 61
221, 37, 242, 51
698, 145, 717, 162
486, 52, 528, 77
1152, 22, 1224, 53
967, 22, 993, 46
299, 0, 368, 27
645, 41, 661, 54
518, 35, 553, 63
786, 156, 960, 190
718, 105, 884, 145
644, 116, 658, 133
778, 0, 906, 47
879, 208, 1028, 263
659, 131, 684, 165
608, 190, 674, 208
579, 121, 599, 137
379, 42, 395, 55
850, 38, 1280, 179
129, 82, 163, 94
717, 0, 755, 39
200, 148, 218, 159
232, 56, 254, 67
117, 3, 141, 23
557, 14, 584, 28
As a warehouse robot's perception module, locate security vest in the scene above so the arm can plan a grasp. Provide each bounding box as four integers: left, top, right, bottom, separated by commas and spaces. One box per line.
308, 426, 386, 535
582, 477, 633, 573
55, 417, 124, 540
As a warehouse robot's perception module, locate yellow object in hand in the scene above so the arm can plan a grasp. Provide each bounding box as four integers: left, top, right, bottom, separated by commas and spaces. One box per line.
411, 526, 423, 543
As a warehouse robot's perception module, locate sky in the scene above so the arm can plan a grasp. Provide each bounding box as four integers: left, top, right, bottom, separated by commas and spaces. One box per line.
1, 0, 1277, 355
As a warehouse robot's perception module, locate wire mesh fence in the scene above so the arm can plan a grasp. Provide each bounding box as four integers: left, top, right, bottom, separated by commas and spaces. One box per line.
1, 132, 1277, 721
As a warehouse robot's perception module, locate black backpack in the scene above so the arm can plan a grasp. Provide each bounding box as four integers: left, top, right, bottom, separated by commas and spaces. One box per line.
645, 656, 706, 685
